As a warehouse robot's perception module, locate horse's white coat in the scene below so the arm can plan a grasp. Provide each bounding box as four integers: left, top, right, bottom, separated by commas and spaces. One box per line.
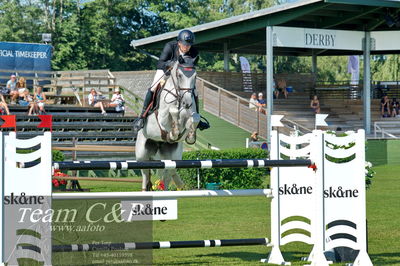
136, 60, 199, 190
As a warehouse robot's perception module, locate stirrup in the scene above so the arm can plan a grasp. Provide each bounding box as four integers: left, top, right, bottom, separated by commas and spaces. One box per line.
197, 120, 210, 131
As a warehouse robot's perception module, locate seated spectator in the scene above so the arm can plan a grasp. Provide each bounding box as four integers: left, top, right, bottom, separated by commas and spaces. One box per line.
34, 86, 47, 115
250, 131, 259, 141
257, 93, 266, 114
16, 77, 27, 104
18, 89, 31, 107
27, 91, 38, 116
109, 88, 125, 113
7, 74, 18, 103
390, 98, 399, 117
248, 92, 259, 111
88, 88, 106, 115
381, 95, 391, 117
310, 95, 320, 114
275, 78, 288, 99
0, 94, 10, 115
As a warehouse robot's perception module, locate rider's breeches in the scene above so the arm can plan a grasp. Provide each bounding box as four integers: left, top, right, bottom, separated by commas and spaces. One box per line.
150, 69, 166, 92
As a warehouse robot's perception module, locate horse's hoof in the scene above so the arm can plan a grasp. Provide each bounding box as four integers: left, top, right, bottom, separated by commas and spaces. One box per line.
167, 133, 178, 143
185, 132, 196, 145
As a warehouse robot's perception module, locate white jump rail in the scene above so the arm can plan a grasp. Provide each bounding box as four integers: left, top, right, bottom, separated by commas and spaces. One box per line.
53, 189, 272, 200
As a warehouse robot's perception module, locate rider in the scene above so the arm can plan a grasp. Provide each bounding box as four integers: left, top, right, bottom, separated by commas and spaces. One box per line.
134, 29, 209, 131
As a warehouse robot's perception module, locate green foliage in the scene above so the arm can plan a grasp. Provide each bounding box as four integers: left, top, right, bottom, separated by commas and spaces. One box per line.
1, 0, 399, 81
179, 148, 268, 189
52, 150, 65, 162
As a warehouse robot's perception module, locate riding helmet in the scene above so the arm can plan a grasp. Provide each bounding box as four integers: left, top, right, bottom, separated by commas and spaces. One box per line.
177, 30, 195, 46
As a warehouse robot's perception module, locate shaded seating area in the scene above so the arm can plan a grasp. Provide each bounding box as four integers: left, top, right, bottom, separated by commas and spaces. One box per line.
6, 105, 136, 146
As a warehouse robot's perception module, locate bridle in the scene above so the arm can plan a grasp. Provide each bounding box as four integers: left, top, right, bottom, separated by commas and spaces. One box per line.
163, 63, 195, 111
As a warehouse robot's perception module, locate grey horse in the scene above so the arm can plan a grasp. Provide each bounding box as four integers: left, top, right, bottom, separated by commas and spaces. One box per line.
135, 56, 200, 191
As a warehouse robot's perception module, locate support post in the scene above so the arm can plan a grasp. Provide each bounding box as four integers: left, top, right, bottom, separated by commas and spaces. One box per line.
312, 50, 318, 74
224, 42, 229, 72
266, 26, 274, 144
363, 32, 371, 134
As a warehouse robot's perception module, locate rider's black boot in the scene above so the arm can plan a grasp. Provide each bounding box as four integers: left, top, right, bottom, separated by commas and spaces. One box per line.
194, 94, 210, 131
134, 90, 154, 131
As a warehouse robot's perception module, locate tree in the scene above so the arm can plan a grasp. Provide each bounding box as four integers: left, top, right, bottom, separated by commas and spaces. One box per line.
0, 0, 44, 43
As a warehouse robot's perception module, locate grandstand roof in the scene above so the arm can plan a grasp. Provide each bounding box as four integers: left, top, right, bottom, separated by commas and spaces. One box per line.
131, 0, 400, 56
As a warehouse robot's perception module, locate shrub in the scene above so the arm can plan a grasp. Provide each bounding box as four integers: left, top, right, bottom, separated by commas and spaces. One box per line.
52, 150, 65, 162
179, 148, 269, 189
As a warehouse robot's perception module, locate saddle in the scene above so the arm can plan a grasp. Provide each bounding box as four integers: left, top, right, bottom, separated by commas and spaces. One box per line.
143, 82, 163, 118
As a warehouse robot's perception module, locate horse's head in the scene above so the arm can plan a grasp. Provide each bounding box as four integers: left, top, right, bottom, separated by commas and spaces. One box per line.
171, 55, 198, 90
168, 55, 198, 110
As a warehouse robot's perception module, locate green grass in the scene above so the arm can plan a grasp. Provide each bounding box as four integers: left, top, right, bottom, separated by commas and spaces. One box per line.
50, 164, 400, 265
364, 164, 400, 266
196, 100, 253, 150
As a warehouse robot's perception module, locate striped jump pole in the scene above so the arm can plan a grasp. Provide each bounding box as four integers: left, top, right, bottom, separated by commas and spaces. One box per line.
52, 188, 272, 200
20, 238, 269, 253
40, 158, 312, 171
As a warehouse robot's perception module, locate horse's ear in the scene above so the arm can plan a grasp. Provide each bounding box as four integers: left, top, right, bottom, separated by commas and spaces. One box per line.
178, 55, 185, 64
194, 56, 199, 65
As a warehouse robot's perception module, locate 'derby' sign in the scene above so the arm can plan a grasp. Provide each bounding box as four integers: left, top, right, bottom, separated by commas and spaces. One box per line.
304, 31, 336, 48
273, 26, 364, 51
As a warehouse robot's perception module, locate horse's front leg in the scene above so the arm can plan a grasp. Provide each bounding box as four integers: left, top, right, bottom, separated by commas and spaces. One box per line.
185, 109, 200, 145
168, 106, 180, 142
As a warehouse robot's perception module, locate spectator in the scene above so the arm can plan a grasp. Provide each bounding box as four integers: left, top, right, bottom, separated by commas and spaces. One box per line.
381, 95, 390, 117
34, 86, 47, 115
109, 88, 125, 113
0, 94, 10, 115
27, 90, 38, 115
248, 92, 259, 111
88, 88, 106, 115
16, 77, 27, 104
18, 89, 31, 107
250, 131, 259, 141
7, 74, 18, 103
310, 95, 320, 114
390, 97, 399, 117
257, 92, 266, 114
275, 78, 288, 99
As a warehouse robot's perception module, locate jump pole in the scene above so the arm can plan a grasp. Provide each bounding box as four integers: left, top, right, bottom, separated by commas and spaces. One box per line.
46, 158, 312, 170
18, 238, 269, 253
53, 188, 272, 200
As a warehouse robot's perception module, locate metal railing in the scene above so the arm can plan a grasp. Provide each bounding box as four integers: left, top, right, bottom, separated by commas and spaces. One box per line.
197, 77, 268, 138
373, 121, 400, 139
